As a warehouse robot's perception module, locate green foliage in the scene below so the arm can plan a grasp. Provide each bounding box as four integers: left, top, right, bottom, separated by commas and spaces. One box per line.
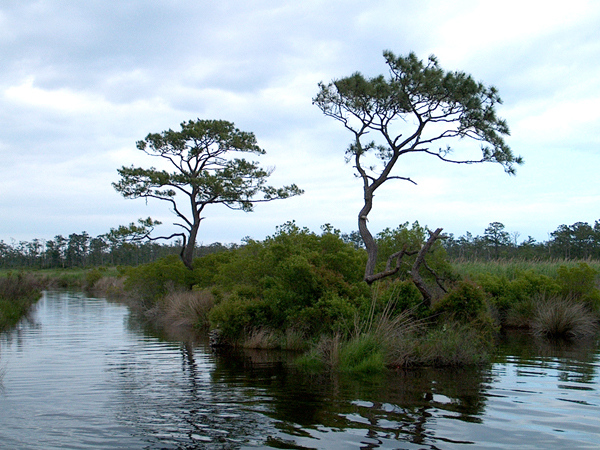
207, 222, 369, 340
371, 280, 427, 319
477, 270, 561, 315
85, 267, 105, 289
375, 222, 454, 281
556, 263, 600, 311
208, 295, 253, 339
123, 255, 197, 303
433, 281, 486, 322
415, 323, 491, 366
0, 272, 43, 331
113, 119, 302, 268
339, 334, 386, 374
293, 292, 358, 336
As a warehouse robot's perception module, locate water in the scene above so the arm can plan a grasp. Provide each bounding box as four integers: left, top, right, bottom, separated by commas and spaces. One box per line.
1, 291, 599, 449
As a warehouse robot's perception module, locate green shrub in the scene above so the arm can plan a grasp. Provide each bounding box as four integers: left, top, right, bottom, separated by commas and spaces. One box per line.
208, 295, 253, 340
292, 292, 357, 336
556, 263, 600, 312
373, 280, 427, 319
416, 323, 491, 366
124, 255, 198, 302
433, 281, 486, 322
85, 268, 104, 289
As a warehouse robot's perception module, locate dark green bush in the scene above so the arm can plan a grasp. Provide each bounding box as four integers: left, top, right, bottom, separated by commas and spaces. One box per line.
85, 267, 105, 289
556, 263, 600, 312
124, 255, 198, 303
433, 280, 486, 322
477, 270, 560, 317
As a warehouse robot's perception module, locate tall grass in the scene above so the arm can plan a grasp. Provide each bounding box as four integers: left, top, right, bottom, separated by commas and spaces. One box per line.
160, 289, 215, 330
451, 258, 600, 280
531, 295, 598, 339
0, 272, 44, 331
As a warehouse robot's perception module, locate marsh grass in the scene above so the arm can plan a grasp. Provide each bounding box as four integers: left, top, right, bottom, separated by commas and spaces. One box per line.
243, 328, 280, 349
161, 289, 215, 330
91, 276, 126, 298
451, 258, 600, 280
0, 272, 44, 331
531, 295, 598, 339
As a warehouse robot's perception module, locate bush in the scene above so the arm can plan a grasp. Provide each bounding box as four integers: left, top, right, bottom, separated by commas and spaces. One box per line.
85, 268, 105, 290
556, 263, 600, 312
292, 292, 357, 336
123, 255, 198, 303
433, 281, 486, 322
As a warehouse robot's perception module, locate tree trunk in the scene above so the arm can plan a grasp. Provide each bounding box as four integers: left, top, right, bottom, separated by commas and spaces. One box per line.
181, 222, 200, 270
358, 188, 377, 282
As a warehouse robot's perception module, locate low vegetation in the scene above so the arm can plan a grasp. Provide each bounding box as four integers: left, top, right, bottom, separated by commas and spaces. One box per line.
110, 221, 600, 373
4, 221, 600, 373
0, 272, 44, 331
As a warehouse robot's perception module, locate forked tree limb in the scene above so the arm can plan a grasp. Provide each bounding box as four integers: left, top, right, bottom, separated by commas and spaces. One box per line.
410, 228, 445, 307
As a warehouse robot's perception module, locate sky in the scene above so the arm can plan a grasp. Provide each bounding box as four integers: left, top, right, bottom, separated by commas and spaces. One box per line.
1, 0, 599, 246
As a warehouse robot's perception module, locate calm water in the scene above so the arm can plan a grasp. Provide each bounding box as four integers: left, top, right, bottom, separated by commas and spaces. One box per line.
1, 291, 599, 449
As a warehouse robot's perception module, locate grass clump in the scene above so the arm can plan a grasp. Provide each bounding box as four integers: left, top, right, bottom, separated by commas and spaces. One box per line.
531, 295, 598, 339
160, 289, 215, 330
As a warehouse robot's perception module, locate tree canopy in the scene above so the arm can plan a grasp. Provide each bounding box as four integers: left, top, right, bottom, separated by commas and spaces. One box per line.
113, 119, 303, 269
314, 51, 523, 295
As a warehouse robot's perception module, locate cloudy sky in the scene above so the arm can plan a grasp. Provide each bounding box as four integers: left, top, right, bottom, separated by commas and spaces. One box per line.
1, 0, 599, 245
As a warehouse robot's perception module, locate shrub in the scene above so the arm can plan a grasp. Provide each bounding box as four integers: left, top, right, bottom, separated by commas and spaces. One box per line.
0, 272, 43, 331
208, 295, 253, 340
292, 292, 357, 336
556, 263, 600, 313
433, 280, 486, 322
85, 268, 104, 290
123, 255, 198, 303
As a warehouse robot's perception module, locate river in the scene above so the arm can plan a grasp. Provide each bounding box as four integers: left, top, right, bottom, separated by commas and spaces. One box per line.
1, 290, 599, 449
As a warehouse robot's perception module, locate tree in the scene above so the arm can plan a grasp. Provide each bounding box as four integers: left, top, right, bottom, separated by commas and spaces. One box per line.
113, 119, 303, 269
314, 51, 522, 296
484, 222, 511, 258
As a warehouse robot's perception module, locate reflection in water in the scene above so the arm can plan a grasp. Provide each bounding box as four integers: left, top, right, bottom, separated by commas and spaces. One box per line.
0, 291, 598, 449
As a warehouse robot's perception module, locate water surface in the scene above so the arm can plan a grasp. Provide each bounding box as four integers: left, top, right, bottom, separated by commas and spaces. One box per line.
1, 291, 599, 449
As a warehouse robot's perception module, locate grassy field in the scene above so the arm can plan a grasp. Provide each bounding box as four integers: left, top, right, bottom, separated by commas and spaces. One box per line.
451, 259, 600, 280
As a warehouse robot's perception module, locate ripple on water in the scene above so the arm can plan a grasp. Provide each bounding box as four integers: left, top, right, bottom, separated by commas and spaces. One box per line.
1, 291, 599, 449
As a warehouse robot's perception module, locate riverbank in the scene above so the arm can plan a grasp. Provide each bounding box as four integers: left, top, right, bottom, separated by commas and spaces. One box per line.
0, 272, 44, 331
7, 230, 600, 373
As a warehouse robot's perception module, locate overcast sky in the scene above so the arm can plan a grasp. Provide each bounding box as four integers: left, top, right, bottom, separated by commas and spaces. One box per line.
1, 0, 599, 245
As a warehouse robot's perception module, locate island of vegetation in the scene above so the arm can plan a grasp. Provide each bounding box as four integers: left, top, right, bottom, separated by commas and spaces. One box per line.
2, 51, 599, 373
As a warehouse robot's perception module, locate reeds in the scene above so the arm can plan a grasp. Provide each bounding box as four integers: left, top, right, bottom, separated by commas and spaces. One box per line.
451, 258, 600, 280
160, 289, 215, 330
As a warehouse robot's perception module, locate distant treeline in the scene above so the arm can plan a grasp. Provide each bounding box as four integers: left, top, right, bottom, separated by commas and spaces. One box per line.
2, 220, 600, 269
0, 231, 235, 269
442, 221, 600, 261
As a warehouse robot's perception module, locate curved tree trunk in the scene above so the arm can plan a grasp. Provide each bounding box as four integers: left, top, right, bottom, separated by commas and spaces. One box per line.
358, 189, 377, 282
181, 222, 199, 270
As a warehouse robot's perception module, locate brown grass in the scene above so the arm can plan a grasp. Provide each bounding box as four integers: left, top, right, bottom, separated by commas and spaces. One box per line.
161, 289, 215, 330
531, 296, 598, 339
90, 276, 126, 298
